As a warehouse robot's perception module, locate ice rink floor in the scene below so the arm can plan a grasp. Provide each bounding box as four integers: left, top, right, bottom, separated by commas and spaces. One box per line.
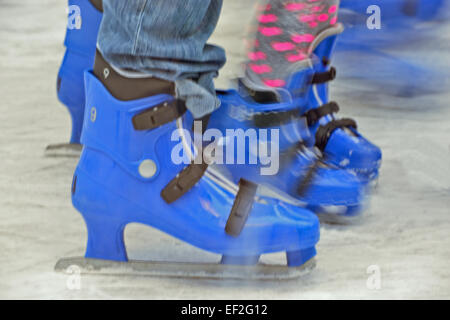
0, 0, 449, 299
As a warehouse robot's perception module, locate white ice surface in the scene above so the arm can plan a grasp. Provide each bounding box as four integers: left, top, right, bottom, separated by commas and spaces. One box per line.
0, 0, 449, 299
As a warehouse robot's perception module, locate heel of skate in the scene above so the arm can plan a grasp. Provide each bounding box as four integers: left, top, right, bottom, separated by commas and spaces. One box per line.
286, 247, 317, 267
84, 215, 128, 262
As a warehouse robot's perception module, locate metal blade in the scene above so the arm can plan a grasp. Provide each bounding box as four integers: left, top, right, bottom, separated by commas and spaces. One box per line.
45, 143, 82, 158
55, 257, 315, 281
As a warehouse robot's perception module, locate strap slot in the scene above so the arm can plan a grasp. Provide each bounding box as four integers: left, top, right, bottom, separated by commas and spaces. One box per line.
132, 99, 187, 131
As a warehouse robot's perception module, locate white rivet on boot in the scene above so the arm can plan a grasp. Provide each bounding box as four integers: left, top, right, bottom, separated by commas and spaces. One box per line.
139, 159, 157, 178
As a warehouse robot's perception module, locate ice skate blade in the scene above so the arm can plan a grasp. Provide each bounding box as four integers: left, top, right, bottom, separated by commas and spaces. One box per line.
55, 257, 316, 281
368, 177, 379, 190
45, 143, 82, 158
317, 213, 363, 226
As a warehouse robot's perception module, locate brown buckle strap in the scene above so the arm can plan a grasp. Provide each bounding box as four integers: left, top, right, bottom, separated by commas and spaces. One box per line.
132, 99, 187, 131
161, 162, 209, 204
304, 102, 340, 126
311, 66, 336, 84
225, 179, 258, 237
247, 88, 279, 104
315, 118, 358, 151
160, 113, 211, 204
253, 108, 300, 128
239, 79, 279, 104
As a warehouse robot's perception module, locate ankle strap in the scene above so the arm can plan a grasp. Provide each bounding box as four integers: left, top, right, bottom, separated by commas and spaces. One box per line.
93, 51, 176, 101
89, 0, 103, 12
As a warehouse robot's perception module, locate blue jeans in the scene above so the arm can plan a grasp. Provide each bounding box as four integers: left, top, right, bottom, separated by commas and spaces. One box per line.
98, 0, 226, 119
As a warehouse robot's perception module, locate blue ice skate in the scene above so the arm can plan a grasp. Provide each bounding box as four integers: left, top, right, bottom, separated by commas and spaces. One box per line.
308, 25, 383, 183
236, 25, 382, 184
47, 0, 102, 157
209, 88, 367, 219
55, 55, 320, 279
